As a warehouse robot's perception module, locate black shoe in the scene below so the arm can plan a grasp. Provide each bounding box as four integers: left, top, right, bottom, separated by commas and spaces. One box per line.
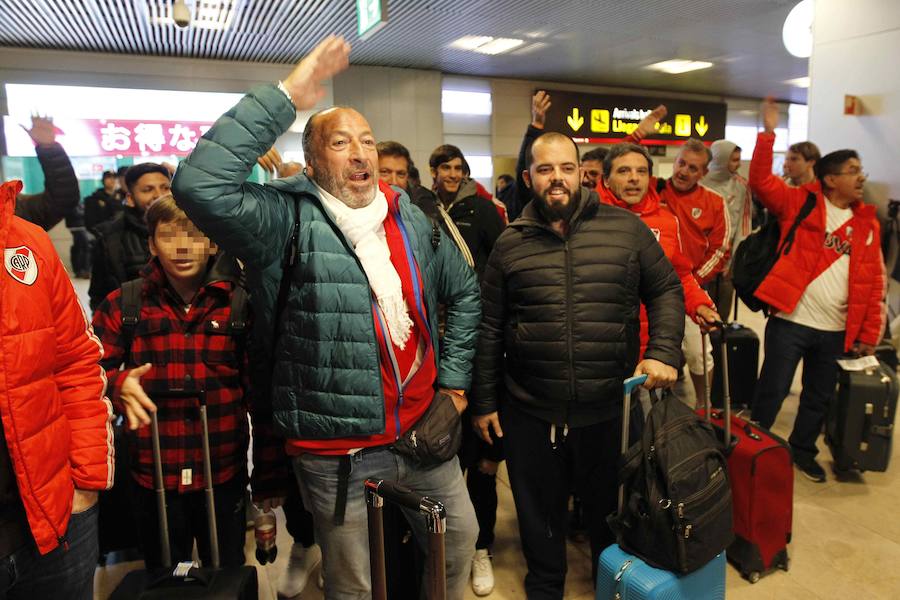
794, 456, 826, 482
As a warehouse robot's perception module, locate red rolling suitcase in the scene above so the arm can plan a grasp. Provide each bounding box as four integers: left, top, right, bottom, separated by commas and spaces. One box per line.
699, 327, 792, 584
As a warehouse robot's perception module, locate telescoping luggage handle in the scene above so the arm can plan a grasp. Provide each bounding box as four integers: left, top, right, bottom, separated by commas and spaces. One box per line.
149, 389, 220, 570
364, 478, 446, 600
619, 375, 648, 513
702, 323, 732, 447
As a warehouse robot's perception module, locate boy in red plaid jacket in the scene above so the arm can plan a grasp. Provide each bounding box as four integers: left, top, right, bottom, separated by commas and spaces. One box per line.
91, 193, 289, 568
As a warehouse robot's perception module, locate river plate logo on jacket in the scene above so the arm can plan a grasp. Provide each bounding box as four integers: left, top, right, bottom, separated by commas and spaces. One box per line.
5, 246, 38, 285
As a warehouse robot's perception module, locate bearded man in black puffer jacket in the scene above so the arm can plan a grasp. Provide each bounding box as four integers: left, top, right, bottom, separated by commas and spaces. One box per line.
472, 132, 684, 600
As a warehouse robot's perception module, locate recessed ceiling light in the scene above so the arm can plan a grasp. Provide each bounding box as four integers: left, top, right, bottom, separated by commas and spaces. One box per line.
448, 35, 525, 55
449, 35, 494, 51
476, 38, 525, 55
785, 76, 810, 88
783, 0, 813, 58
646, 59, 714, 74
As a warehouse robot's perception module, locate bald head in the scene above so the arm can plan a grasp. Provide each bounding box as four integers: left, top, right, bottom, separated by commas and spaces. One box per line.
302, 106, 366, 165
302, 106, 379, 209
527, 132, 580, 170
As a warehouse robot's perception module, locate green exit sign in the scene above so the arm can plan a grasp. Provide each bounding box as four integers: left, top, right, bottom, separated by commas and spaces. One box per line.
357, 0, 388, 40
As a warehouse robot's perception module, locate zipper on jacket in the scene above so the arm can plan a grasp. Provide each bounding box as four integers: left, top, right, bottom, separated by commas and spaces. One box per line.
373, 304, 406, 439
564, 240, 575, 423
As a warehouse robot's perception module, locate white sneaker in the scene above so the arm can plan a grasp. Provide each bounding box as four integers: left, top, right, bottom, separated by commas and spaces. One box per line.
471, 548, 494, 596
277, 543, 322, 598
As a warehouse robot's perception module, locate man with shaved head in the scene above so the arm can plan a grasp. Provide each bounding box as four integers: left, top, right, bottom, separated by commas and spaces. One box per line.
173, 36, 481, 599
472, 130, 684, 598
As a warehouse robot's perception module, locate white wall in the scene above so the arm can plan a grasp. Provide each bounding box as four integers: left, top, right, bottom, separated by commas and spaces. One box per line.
809, 0, 900, 200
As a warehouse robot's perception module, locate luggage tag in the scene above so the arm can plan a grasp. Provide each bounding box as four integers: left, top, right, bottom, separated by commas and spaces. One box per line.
173, 560, 198, 578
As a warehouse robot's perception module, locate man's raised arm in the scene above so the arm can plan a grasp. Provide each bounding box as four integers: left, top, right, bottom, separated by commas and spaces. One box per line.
172, 36, 351, 268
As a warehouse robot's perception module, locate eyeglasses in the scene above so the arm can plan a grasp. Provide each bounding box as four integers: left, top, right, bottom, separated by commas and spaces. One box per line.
834, 170, 868, 178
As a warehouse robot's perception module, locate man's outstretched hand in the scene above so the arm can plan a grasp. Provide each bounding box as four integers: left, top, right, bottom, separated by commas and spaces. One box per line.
634, 105, 667, 139
761, 96, 779, 134
531, 91, 552, 129
282, 35, 351, 111
22, 116, 58, 147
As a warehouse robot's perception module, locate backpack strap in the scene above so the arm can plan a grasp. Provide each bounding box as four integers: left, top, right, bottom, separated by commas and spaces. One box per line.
779, 191, 817, 257
227, 281, 249, 335
119, 278, 143, 367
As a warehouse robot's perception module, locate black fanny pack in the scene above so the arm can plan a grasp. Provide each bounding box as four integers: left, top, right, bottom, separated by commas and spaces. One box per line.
391, 390, 462, 467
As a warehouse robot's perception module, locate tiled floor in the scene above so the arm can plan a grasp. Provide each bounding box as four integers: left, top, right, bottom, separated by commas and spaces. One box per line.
82, 276, 900, 599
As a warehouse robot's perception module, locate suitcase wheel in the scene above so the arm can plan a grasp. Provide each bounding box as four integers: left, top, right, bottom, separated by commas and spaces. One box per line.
748, 571, 761, 584
780, 557, 790, 572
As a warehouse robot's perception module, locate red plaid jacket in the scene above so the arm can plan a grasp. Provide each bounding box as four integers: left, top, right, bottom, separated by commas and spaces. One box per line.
92, 255, 290, 496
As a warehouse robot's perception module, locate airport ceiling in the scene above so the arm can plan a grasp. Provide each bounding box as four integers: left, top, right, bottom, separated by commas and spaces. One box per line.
0, 0, 810, 103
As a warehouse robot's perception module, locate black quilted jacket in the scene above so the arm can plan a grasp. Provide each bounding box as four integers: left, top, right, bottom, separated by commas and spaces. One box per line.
472, 190, 684, 427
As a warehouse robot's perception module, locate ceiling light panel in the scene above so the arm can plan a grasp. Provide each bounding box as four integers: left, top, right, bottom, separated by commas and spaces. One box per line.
646, 59, 714, 74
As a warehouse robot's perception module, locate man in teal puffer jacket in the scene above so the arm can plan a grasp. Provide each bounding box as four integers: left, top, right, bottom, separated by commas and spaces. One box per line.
172, 36, 481, 600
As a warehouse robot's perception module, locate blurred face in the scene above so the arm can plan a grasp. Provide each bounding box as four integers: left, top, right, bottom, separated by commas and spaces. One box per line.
308, 109, 378, 209
824, 158, 866, 202
728, 149, 742, 175
604, 152, 650, 205
581, 159, 603, 189
783, 150, 813, 180
432, 157, 465, 200
672, 149, 709, 192
128, 172, 171, 212
102, 175, 116, 193
149, 220, 217, 285
523, 137, 581, 216
378, 154, 409, 189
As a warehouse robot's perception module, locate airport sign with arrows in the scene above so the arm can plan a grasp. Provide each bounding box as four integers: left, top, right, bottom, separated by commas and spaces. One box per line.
540, 89, 727, 146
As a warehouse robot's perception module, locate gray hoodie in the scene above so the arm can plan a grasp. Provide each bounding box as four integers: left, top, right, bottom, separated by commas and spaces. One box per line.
702, 140, 751, 265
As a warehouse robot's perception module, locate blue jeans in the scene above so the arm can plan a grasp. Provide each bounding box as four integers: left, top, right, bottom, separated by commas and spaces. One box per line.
751, 317, 845, 460
0, 503, 99, 600
293, 448, 478, 600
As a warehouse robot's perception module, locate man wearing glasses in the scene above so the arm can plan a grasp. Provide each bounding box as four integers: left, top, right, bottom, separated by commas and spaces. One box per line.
748, 98, 885, 483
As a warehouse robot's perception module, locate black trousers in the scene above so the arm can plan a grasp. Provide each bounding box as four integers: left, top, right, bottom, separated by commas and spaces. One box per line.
502, 401, 629, 600
68, 229, 92, 275
282, 478, 315, 547
133, 476, 247, 568
751, 317, 844, 460
459, 411, 503, 550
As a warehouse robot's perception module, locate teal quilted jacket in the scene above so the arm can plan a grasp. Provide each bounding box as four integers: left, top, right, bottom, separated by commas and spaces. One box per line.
172, 84, 481, 440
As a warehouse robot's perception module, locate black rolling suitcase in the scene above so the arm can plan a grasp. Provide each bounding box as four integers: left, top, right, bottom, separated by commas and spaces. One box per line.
828, 360, 898, 473
109, 391, 257, 599
366, 478, 447, 600
711, 299, 759, 410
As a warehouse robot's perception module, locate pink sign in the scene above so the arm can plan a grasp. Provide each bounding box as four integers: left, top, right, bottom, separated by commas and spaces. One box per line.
88, 119, 213, 156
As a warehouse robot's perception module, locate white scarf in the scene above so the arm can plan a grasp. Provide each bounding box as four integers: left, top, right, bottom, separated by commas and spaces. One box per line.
316, 184, 414, 349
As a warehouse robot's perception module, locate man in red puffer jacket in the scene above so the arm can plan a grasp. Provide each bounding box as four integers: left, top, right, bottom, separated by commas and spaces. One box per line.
0, 180, 113, 600
749, 99, 885, 483
596, 144, 720, 376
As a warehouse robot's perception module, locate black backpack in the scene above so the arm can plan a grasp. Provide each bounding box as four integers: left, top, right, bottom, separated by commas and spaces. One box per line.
609, 392, 733, 574
118, 276, 250, 365
732, 192, 816, 313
